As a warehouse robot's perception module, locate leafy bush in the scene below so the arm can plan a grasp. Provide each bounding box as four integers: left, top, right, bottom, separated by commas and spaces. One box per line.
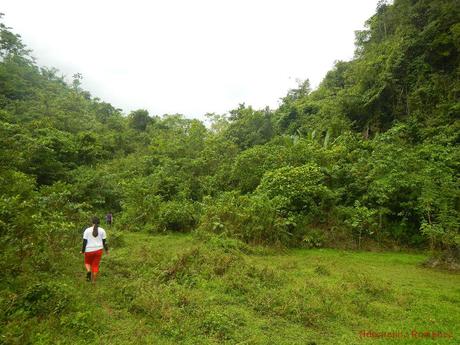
302, 229, 326, 249
198, 192, 293, 245
154, 200, 199, 232
16, 282, 73, 317
231, 144, 293, 193
0, 170, 38, 274
257, 163, 335, 217
117, 176, 162, 231
341, 201, 379, 249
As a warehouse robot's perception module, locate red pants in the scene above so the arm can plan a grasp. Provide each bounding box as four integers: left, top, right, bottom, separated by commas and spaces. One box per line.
84, 249, 103, 272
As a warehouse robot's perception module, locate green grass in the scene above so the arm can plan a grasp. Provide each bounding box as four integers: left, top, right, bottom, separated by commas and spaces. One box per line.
2, 232, 459, 344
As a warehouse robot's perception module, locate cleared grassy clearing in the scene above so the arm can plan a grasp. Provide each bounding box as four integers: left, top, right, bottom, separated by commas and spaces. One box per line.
4, 232, 458, 345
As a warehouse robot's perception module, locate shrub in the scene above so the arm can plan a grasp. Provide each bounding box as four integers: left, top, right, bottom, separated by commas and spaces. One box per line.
302, 229, 325, 248
231, 144, 293, 193
256, 163, 334, 216
155, 200, 199, 232
17, 282, 73, 317
198, 192, 292, 245
341, 201, 379, 249
195, 231, 254, 254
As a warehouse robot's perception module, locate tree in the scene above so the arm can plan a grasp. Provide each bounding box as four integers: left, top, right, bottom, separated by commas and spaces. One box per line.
128, 109, 152, 131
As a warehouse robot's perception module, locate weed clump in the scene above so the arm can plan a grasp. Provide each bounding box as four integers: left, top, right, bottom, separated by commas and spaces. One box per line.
108, 230, 125, 248
159, 244, 243, 287
17, 281, 73, 317
422, 250, 460, 271
199, 308, 246, 341
314, 265, 330, 276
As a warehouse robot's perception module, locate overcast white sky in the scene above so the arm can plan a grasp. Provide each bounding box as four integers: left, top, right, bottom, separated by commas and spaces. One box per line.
2, 0, 379, 119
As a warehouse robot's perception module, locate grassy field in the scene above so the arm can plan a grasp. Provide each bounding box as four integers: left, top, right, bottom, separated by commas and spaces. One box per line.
4, 231, 459, 345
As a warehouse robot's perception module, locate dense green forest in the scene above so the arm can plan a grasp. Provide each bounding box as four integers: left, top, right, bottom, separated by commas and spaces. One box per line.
0, 0, 459, 343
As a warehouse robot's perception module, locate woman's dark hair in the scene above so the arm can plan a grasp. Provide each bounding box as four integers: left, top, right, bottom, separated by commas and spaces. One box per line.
92, 216, 100, 237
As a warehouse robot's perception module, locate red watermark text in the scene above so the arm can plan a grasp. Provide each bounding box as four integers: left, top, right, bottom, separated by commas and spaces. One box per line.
359, 330, 453, 340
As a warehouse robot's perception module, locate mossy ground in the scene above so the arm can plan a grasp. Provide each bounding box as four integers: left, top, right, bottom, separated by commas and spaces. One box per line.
2, 232, 459, 345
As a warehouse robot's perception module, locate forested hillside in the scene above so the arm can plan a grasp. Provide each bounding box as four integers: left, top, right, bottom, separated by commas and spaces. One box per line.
0, 0, 459, 343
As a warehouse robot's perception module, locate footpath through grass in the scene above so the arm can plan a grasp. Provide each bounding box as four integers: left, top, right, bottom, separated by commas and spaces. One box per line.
6, 231, 459, 345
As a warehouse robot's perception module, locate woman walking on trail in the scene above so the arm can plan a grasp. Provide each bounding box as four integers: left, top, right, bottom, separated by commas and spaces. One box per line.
81, 216, 109, 283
